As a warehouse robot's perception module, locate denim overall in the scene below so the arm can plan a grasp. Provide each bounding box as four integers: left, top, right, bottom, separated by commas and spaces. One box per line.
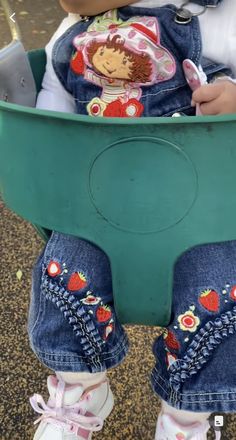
29, 0, 236, 412
52, 2, 227, 118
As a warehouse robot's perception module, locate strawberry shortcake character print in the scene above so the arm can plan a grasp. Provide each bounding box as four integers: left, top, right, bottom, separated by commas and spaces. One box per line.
70, 10, 176, 117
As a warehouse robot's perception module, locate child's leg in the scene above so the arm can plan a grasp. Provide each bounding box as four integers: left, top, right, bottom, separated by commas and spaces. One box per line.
161, 400, 210, 424
57, 371, 107, 386
151, 241, 236, 438
155, 400, 211, 440
28, 232, 129, 439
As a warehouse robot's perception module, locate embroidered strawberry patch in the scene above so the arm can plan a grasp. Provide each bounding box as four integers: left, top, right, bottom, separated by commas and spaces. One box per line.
47, 261, 61, 277
163, 330, 180, 351
70, 50, 85, 75
67, 272, 87, 291
230, 285, 236, 301
198, 289, 219, 312
96, 305, 112, 323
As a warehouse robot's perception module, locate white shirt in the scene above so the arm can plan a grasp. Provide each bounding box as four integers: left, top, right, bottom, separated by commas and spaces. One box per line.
36, 0, 236, 112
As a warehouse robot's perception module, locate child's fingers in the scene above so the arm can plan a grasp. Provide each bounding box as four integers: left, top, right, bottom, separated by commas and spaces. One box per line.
192, 83, 222, 104
198, 99, 221, 115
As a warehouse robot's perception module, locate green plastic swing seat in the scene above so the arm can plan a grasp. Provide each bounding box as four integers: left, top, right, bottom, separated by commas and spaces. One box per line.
1, 49, 236, 326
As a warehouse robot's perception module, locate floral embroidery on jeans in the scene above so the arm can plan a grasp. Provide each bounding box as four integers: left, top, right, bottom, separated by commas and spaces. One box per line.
177, 308, 200, 332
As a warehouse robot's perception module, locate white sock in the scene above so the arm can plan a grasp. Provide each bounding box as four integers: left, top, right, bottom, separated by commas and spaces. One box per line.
56, 371, 107, 388
161, 400, 210, 425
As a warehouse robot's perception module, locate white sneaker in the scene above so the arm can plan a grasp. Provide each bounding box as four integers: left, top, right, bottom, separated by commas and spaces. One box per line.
30, 375, 114, 440
155, 412, 221, 440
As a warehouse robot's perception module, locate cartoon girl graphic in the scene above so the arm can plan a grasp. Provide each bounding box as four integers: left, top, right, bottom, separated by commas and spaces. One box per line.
70, 11, 176, 117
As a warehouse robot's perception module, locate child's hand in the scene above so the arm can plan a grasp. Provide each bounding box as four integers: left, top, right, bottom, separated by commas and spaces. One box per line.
191, 81, 236, 115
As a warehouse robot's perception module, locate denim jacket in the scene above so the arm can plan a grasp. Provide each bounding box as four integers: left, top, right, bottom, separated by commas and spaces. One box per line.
52, 2, 229, 117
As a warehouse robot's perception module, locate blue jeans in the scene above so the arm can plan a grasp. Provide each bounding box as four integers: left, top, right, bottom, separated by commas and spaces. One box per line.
28, 232, 236, 412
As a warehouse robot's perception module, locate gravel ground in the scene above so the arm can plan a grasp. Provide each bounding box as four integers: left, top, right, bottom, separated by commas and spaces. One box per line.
0, 1, 235, 439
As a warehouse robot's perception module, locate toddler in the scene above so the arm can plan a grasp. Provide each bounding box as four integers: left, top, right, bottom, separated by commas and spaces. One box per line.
30, 1, 236, 439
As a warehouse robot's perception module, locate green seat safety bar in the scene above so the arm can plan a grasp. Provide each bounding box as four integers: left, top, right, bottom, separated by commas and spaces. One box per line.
1, 49, 236, 326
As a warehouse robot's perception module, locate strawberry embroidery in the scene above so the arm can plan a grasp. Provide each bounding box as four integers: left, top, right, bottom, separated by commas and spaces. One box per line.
163, 330, 180, 351
47, 261, 61, 277
70, 51, 85, 75
230, 285, 236, 301
96, 305, 112, 323
198, 289, 220, 312
67, 272, 87, 291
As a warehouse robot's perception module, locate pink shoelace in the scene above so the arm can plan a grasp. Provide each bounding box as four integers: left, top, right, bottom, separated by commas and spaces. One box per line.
214, 429, 221, 440
30, 379, 103, 439
194, 420, 222, 440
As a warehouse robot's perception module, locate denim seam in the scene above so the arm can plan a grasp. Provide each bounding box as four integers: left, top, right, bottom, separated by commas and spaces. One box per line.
141, 83, 188, 98
29, 288, 42, 336
34, 345, 129, 372
34, 334, 129, 370
152, 369, 236, 402
29, 280, 45, 337
152, 369, 173, 397
73, 83, 188, 105
34, 333, 129, 360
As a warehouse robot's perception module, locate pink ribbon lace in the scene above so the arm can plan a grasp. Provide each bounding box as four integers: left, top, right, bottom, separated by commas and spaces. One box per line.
214, 430, 221, 440
30, 380, 103, 439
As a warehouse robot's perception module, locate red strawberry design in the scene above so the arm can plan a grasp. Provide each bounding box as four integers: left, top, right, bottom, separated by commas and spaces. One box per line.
67, 272, 87, 291
230, 285, 236, 301
70, 50, 85, 75
164, 330, 180, 351
47, 261, 61, 277
96, 305, 112, 323
199, 289, 219, 312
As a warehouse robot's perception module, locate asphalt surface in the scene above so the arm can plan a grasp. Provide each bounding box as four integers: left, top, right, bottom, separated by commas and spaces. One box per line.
0, 1, 235, 439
